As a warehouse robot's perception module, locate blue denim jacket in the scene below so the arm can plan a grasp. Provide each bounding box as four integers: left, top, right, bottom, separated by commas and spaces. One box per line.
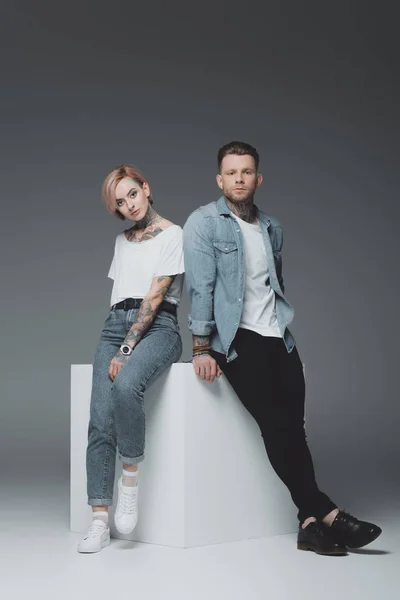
183, 196, 296, 362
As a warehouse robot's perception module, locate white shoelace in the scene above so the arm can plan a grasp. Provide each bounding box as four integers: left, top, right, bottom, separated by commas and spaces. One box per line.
120, 488, 137, 515
86, 522, 106, 539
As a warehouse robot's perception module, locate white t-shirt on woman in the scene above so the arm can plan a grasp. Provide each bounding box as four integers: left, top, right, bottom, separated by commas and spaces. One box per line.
108, 225, 185, 307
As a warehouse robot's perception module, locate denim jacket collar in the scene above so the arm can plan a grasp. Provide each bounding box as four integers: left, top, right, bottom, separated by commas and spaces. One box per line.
217, 196, 271, 228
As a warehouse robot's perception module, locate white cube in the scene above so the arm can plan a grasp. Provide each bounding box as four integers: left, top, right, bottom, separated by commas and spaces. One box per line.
70, 363, 297, 547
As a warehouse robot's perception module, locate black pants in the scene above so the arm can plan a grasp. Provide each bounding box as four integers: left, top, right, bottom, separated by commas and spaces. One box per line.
212, 328, 337, 523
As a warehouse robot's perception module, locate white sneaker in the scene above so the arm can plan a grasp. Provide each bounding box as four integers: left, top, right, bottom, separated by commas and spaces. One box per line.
77, 519, 110, 553
114, 477, 139, 534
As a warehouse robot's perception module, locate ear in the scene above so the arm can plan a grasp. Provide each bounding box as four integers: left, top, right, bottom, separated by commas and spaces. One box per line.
142, 181, 151, 197
216, 174, 223, 190
256, 173, 263, 188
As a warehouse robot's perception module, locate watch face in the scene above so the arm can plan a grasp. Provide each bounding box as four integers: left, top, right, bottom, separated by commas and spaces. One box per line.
121, 345, 130, 355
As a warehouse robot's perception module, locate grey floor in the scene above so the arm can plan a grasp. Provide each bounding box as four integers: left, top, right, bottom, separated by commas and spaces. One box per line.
1, 478, 399, 600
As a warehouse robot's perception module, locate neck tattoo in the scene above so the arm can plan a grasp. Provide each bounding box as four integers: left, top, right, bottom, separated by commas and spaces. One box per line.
225, 198, 257, 223
125, 205, 165, 242
136, 205, 162, 230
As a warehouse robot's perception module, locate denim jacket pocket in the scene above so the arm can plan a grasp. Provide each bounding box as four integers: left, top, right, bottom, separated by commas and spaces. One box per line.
213, 241, 238, 253
213, 241, 238, 276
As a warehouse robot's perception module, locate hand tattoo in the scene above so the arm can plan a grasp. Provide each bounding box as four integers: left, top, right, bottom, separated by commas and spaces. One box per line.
114, 351, 129, 365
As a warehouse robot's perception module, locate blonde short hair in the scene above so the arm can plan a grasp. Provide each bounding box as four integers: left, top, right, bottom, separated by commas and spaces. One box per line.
102, 164, 153, 220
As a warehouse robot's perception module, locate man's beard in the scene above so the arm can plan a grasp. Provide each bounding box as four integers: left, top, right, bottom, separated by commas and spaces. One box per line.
224, 188, 257, 223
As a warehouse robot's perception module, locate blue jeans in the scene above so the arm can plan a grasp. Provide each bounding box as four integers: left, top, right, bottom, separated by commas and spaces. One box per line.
86, 307, 182, 506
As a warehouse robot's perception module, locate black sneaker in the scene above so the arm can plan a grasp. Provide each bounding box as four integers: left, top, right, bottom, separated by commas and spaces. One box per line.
297, 521, 347, 555
327, 511, 382, 549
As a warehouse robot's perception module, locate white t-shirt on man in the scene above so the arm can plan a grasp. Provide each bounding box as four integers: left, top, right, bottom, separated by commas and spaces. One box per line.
232, 213, 282, 338
108, 225, 185, 307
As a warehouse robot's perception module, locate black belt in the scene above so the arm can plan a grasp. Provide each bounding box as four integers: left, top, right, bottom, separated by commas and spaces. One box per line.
112, 297, 177, 316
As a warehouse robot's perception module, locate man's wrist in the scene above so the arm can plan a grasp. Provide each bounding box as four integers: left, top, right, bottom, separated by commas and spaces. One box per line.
192, 350, 211, 359
193, 344, 211, 351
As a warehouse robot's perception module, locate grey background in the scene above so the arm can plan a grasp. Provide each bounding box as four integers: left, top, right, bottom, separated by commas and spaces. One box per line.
1, 1, 399, 510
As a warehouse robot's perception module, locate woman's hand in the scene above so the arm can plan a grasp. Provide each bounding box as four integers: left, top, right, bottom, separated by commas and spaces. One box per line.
109, 351, 130, 381
192, 354, 222, 384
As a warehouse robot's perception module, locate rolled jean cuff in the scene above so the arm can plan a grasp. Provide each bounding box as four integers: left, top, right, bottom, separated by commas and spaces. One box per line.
88, 498, 113, 507
118, 451, 145, 465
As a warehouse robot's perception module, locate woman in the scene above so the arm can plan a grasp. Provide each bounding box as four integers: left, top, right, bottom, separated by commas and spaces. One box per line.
78, 165, 184, 553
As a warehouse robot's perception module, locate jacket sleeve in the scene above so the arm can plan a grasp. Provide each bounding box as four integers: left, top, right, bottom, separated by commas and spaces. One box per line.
183, 210, 217, 336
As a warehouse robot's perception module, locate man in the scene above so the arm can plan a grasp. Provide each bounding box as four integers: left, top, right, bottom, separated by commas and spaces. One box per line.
182, 141, 381, 555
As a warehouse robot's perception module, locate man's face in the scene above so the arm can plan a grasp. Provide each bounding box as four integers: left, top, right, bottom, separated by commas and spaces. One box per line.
216, 154, 262, 203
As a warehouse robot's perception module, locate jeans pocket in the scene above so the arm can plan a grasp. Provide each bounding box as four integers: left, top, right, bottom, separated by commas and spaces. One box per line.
102, 310, 117, 330
155, 311, 179, 332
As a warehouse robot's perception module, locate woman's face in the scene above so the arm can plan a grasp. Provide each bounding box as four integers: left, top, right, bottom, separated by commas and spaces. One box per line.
114, 177, 151, 222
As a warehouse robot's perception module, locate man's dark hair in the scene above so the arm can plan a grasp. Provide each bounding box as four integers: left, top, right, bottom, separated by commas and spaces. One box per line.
217, 141, 259, 172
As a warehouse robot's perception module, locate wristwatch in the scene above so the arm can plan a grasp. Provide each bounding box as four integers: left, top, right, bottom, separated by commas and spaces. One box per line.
119, 344, 133, 356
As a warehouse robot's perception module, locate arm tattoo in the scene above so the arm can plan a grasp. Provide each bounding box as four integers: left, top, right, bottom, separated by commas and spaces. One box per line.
123, 275, 176, 349
156, 276, 173, 297
124, 299, 155, 347
193, 335, 210, 348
